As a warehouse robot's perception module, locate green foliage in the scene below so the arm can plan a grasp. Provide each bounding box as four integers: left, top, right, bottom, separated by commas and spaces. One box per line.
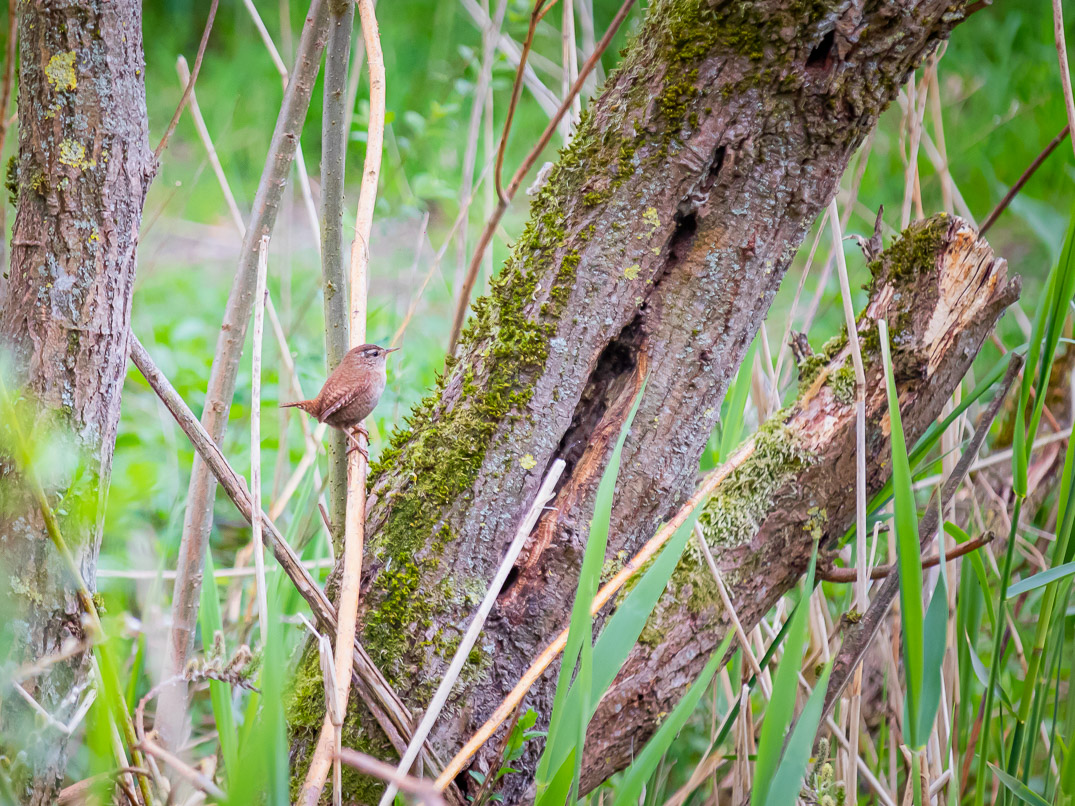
535, 383, 646, 803
752, 546, 821, 806
611, 631, 736, 806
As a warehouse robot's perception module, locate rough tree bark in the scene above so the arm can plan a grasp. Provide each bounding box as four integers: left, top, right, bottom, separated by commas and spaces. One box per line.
0, 2, 151, 802
286, 0, 983, 800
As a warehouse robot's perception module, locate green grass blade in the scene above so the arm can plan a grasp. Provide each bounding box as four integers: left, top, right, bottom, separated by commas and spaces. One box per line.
752, 545, 819, 806
1005, 561, 1075, 599
989, 764, 1051, 806
718, 339, 758, 463
611, 631, 736, 806
857, 351, 1011, 540
535, 382, 647, 797
763, 665, 832, 806
550, 509, 696, 739
918, 535, 948, 743
542, 750, 578, 806
879, 318, 925, 748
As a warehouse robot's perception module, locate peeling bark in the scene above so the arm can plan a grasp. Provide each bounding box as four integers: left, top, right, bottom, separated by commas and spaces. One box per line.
0, 2, 151, 802
287, 0, 980, 800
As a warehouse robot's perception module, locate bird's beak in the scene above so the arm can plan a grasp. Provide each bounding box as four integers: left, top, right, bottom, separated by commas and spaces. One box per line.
386, 347, 400, 354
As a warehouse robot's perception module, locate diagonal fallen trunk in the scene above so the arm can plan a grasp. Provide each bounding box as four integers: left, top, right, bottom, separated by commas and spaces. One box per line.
286, 0, 984, 799
578, 215, 1018, 791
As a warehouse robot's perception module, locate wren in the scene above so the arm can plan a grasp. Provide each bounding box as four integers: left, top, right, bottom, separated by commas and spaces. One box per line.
281, 343, 398, 460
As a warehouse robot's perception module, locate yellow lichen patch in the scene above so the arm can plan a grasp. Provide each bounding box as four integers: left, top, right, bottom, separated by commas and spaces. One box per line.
45, 51, 77, 92
624, 264, 640, 280
519, 453, 537, 470
642, 206, 660, 238
59, 139, 95, 170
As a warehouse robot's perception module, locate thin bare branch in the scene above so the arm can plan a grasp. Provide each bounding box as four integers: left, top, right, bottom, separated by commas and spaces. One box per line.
447, 0, 636, 353
301, 1, 385, 802
979, 125, 1069, 236
154, 0, 219, 160
817, 532, 995, 583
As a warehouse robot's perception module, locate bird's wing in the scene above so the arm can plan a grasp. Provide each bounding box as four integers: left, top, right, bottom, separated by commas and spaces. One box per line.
318, 386, 359, 421
318, 371, 374, 421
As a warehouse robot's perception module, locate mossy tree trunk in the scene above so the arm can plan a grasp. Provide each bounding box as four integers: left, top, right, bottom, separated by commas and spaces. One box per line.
0, 2, 151, 802
288, 0, 987, 800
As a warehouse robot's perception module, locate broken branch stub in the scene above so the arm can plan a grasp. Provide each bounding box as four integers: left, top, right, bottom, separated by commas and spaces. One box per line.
578, 214, 1018, 790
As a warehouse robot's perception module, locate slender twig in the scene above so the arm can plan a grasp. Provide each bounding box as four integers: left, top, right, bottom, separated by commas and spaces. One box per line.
456, 0, 508, 292
979, 125, 1069, 236
154, 0, 219, 160
819, 354, 1022, 723
459, 0, 560, 117
900, 72, 928, 228
250, 236, 271, 647
493, 0, 542, 205
561, 0, 581, 143
320, 0, 356, 552
243, 0, 324, 255
301, 2, 385, 802
447, 0, 637, 353
693, 523, 770, 697
435, 438, 751, 789
382, 460, 565, 805
817, 532, 994, 583
338, 749, 446, 806
159, 0, 331, 747
1052, 0, 1075, 162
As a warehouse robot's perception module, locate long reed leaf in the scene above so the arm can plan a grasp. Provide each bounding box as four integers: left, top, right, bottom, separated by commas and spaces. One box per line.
879, 318, 926, 748
752, 545, 820, 806
611, 631, 736, 806
535, 381, 647, 800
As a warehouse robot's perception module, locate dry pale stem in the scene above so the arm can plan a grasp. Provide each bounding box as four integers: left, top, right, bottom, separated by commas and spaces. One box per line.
300, 1, 385, 802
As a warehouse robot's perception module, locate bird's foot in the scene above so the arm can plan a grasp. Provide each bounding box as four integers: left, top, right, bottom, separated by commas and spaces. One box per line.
346, 442, 370, 462
345, 429, 370, 462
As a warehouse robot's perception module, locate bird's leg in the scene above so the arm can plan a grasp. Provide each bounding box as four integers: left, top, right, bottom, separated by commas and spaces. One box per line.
355, 424, 369, 439
345, 427, 370, 462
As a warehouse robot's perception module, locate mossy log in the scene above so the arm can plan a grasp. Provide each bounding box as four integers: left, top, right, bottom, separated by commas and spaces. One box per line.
578, 215, 1017, 791
287, 0, 988, 800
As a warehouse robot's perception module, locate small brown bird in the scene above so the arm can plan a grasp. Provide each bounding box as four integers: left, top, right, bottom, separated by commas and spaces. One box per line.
281, 343, 398, 459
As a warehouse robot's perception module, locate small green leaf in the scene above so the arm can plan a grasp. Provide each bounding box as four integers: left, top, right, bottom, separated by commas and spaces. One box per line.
989, 764, 1051, 806
1005, 561, 1075, 599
